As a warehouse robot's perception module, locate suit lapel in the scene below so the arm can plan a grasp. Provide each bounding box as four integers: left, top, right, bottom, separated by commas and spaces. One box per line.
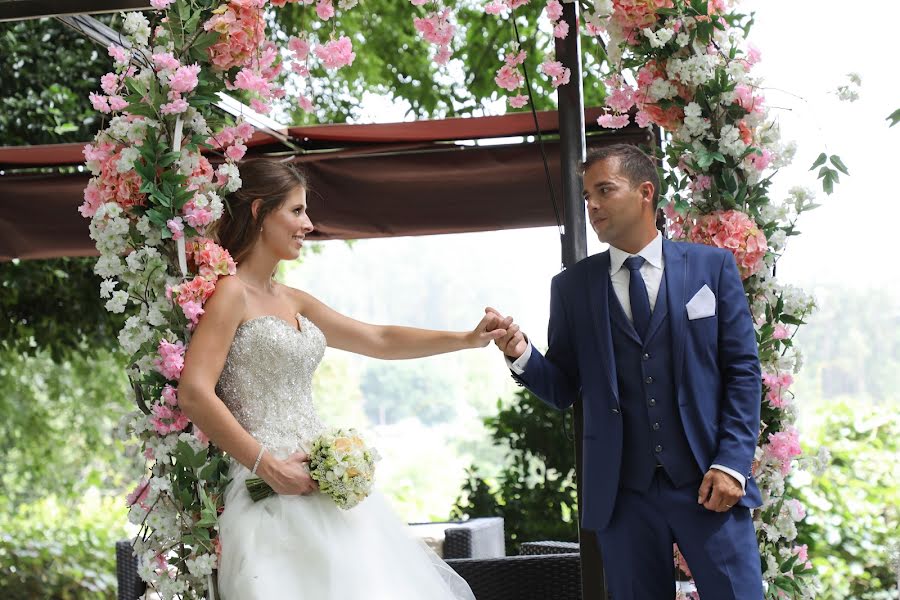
663, 239, 688, 393
587, 252, 619, 403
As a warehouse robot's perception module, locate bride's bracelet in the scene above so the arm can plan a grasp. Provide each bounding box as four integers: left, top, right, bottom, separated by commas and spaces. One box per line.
251, 444, 266, 475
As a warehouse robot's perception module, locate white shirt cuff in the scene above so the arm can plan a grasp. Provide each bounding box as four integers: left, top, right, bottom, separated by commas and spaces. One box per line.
711, 464, 746, 492
506, 341, 533, 375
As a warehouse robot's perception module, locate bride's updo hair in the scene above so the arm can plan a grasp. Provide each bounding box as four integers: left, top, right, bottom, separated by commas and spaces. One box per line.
215, 158, 308, 262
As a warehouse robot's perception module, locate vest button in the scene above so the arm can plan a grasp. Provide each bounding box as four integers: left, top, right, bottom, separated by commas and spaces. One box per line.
652, 422, 660, 430
645, 376, 654, 384
648, 398, 656, 407
642, 353, 650, 360
654, 445, 663, 453
612, 407, 620, 414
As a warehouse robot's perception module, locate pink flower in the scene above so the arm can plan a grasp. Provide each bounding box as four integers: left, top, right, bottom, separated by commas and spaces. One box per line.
161, 384, 178, 406
686, 210, 768, 279
409, 0, 429, 5
597, 113, 631, 129
181, 299, 205, 325
495, 64, 524, 91
315, 36, 356, 69
152, 51, 181, 71
150, 0, 173, 8
746, 44, 762, 66
787, 499, 806, 521
762, 371, 794, 408
585, 22, 604, 36
167, 217, 185, 240
168, 64, 201, 94
635, 110, 653, 128
236, 122, 255, 140
90, 92, 111, 114
434, 45, 453, 65
414, 10, 455, 46
126, 478, 150, 508
225, 143, 247, 162
540, 60, 570, 88
765, 427, 802, 475
545, 0, 563, 20
161, 98, 189, 115
234, 68, 270, 94
316, 0, 334, 20
184, 204, 214, 228
749, 148, 773, 172
100, 73, 119, 95
505, 50, 526, 67
606, 83, 635, 113
79, 182, 103, 218
151, 404, 190, 434
690, 175, 712, 192
509, 0, 529, 7
298, 95, 315, 112
553, 20, 569, 38
792, 544, 812, 569
108, 44, 128, 64
154, 339, 186, 381
772, 323, 790, 340
288, 36, 311, 60
249, 98, 271, 114
108, 96, 129, 112
189, 238, 237, 278
508, 94, 528, 108
194, 426, 210, 446
485, 0, 505, 14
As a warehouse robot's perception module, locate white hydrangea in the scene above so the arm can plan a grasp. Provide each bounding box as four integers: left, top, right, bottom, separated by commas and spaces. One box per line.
647, 77, 678, 102
666, 53, 718, 87
681, 102, 710, 138
124, 12, 151, 46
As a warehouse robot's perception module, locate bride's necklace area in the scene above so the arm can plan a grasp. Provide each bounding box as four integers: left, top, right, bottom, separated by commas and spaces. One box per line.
236, 272, 277, 294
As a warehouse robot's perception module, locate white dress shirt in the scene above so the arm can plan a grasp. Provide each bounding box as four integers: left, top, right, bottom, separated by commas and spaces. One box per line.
508, 232, 746, 491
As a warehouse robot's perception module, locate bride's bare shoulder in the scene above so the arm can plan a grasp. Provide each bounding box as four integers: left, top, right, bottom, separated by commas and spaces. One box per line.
203, 275, 248, 319
278, 283, 317, 313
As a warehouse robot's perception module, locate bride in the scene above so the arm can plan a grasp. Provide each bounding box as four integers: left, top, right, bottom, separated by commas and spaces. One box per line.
178, 158, 505, 599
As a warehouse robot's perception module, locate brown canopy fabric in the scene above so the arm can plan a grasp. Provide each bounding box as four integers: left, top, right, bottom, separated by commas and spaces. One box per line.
0, 108, 651, 260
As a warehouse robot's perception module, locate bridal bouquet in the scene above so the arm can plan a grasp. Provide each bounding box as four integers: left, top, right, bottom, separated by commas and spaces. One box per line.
246, 428, 381, 509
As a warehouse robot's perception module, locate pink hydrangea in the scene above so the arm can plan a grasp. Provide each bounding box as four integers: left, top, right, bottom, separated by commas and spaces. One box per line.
234, 68, 270, 94
183, 203, 215, 229
204, 5, 265, 71
686, 210, 768, 279
315, 36, 356, 69
168, 64, 201, 94
765, 427, 802, 475
151, 403, 190, 435
78, 145, 146, 217
154, 339, 186, 381
610, 0, 675, 40
190, 238, 237, 278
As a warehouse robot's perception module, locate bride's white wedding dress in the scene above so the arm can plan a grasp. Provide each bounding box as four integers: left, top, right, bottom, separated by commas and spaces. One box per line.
214, 314, 475, 600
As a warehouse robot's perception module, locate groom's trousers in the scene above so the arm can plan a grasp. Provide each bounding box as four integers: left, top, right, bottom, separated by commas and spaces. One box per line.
595, 469, 763, 600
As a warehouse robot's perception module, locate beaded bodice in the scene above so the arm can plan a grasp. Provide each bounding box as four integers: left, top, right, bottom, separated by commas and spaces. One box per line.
216, 314, 327, 451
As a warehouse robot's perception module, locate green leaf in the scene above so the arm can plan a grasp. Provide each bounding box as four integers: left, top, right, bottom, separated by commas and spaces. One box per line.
829, 154, 850, 176
887, 107, 900, 127
809, 152, 827, 170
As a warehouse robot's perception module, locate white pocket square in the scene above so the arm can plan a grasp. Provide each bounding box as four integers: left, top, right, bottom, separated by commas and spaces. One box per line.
686, 285, 716, 320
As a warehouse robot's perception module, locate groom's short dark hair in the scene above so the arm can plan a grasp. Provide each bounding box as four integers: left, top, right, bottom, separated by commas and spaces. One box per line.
580, 144, 661, 208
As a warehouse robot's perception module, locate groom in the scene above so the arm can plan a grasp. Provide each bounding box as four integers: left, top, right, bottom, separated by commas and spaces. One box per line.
491, 144, 763, 598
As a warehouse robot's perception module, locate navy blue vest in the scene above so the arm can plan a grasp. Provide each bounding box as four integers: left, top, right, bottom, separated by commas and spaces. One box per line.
609, 273, 701, 492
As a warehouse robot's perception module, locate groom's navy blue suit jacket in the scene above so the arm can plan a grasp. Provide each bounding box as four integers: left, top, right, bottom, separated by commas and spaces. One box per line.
515, 238, 762, 532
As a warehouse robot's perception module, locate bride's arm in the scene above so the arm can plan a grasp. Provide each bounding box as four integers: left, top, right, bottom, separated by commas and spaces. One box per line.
295, 289, 509, 360
179, 276, 314, 494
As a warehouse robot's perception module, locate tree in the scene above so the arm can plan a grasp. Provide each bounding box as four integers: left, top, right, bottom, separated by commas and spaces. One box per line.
360, 361, 458, 425
451, 388, 579, 554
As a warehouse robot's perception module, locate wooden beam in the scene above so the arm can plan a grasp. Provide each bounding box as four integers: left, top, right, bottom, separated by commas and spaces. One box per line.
0, 0, 150, 22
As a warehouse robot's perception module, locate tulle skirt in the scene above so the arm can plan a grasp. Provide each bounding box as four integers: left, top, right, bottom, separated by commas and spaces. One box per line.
216, 451, 475, 600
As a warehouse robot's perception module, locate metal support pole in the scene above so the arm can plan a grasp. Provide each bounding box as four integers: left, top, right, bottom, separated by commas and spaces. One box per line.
555, 2, 608, 599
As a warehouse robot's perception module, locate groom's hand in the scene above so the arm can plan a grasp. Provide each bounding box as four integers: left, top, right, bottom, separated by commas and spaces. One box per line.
485, 307, 528, 359
697, 468, 743, 512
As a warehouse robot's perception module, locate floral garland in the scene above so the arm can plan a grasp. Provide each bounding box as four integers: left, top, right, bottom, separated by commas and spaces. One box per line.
483, 0, 838, 597
80, 1, 361, 597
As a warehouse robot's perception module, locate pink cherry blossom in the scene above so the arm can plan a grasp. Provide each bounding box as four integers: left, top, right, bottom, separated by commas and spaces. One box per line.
508, 94, 528, 108
772, 323, 790, 340
765, 427, 802, 475
100, 73, 119, 95
108, 44, 128, 64
762, 371, 794, 408
495, 64, 524, 91
288, 36, 311, 60
154, 339, 186, 381
316, 0, 334, 20
150, 0, 173, 8
597, 113, 631, 129
434, 45, 453, 65
545, 0, 563, 20
161, 98, 189, 114
168, 64, 201, 93
167, 217, 185, 240
409, 0, 429, 5
236, 122, 256, 140
315, 36, 356, 69
635, 110, 653, 128
414, 11, 455, 46
152, 51, 181, 71
505, 50, 526, 66
161, 384, 178, 406
553, 21, 569, 38
109, 96, 129, 112
234, 68, 270, 94
540, 60, 570, 87
509, 0, 529, 7
126, 478, 150, 509
298, 95, 315, 112
90, 92, 111, 114
249, 98, 272, 114
485, 0, 505, 14
226, 143, 248, 162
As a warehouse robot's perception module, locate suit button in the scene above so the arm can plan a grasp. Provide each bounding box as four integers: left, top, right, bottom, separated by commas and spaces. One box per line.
645, 376, 654, 384
648, 398, 656, 407
612, 408, 620, 414
654, 445, 663, 453
652, 422, 660, 430
642, 353, 650, 360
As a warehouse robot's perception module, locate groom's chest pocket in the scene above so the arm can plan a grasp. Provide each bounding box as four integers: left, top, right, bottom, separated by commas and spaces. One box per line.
685, 283, 718, 345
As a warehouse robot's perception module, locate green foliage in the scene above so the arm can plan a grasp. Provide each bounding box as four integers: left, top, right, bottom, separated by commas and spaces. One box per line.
451, 388, 578, 553
794, 398, 900, 600
360, 361, 457, 425
809, 153, 849, 196
0, 494, 127, 600
0, 258, 125, 361
0, 18, 111, 145
0, 346, 139, 512
887, 108, 900, 128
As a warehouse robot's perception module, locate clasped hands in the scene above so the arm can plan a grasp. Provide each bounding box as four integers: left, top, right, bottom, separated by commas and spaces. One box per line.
479, 307, 528, 359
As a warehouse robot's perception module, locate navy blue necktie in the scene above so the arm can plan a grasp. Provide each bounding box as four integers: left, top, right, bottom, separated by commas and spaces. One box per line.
624, 256, 651, 340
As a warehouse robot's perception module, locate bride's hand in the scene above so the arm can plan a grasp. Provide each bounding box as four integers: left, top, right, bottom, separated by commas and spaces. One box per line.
467, 309, 511, 348
263, 451, 319, 496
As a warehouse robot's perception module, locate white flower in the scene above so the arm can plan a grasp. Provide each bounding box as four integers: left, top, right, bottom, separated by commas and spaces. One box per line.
647, 77, 678, 102
117, 146, 141, 173
100, 279, 117, 299
218, 163, 242, 193
675, 32, 690, 47
207, 191, 224, 221
106, 289, 130, 313
185, 553, 217, 578
718, 124, 748, 159
123, 12, 151, 46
